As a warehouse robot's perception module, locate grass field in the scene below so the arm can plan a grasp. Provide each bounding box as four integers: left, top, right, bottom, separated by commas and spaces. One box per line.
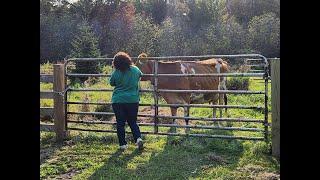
40, 64, 279, 179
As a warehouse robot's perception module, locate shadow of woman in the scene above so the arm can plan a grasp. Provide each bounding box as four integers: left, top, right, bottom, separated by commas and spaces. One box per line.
88, 148, 142, 179
86, 126, 247, 179
132, 127, 245, 179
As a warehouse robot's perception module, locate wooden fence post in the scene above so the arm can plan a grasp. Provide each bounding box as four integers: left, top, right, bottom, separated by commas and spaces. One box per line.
271, 59, 280, 159
53, 63, 67, 141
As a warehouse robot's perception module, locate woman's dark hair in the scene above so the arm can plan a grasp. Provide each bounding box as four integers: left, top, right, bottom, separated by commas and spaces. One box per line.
113, 52, 133, 72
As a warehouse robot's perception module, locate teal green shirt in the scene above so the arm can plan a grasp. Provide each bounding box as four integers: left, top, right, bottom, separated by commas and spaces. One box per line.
109, 65, 143, 103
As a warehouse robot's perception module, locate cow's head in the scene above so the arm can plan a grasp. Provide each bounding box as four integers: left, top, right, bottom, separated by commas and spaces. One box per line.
135, 53, 153, 81
217, 59, 230, 73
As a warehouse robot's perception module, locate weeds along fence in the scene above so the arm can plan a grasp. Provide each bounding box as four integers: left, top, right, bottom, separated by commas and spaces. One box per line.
40, 54, 280, 157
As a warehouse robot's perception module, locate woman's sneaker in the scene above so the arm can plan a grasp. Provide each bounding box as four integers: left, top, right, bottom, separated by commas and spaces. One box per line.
136, 138, 143, 150
119, 144, 128, 150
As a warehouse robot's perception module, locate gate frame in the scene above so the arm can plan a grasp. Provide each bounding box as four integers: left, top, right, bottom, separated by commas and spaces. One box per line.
60, 54, 271, 143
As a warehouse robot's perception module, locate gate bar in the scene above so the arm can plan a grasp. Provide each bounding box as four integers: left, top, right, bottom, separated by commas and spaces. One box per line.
67, 88, 264, 94
66, 54, 268, 66
67, 111, 263, 123
157, 89, 265, 94
67, 127, 264, 140
66, 73, 265, 78
66, 101, 264, 109
67, 120, 264, 132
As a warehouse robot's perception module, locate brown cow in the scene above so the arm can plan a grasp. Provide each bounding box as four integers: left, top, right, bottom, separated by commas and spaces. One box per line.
135, 53, 229, 130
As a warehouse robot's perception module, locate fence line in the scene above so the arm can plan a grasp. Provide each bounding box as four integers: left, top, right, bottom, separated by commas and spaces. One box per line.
66, 127, 265, 140
41, 55, 278, 145
40, 74, 54, 122
66, 101, 264, 109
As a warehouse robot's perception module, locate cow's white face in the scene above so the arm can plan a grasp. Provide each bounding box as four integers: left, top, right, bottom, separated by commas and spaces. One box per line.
215, 63, 222, 73
180, 63, 187, 74
135, 53, 153, 81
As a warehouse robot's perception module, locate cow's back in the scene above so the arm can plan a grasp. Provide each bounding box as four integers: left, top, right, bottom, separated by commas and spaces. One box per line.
150, 58, 228, 104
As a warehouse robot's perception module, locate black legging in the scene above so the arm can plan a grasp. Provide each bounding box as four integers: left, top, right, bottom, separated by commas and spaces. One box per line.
112, 103, 141, 146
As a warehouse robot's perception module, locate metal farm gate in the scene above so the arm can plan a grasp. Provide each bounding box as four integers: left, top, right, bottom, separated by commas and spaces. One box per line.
63, 54, 270, 142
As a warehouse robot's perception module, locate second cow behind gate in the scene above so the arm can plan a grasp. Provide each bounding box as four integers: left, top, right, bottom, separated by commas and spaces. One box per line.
134, 53, 230, 130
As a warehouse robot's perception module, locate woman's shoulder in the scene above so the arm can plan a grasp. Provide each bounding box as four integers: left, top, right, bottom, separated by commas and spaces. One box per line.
130, 65, 140, 71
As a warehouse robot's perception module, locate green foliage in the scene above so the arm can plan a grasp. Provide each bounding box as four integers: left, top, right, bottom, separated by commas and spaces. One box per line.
69, 21, 101, 83
40, 13, 77, 63
127, 14, 161, 56
105, 2, 136, 55
158, 17, 188, 56
226, 0, 280, 25
226, 77, 250, 90
40, 0, 280, 63
94, 104, 113, 121
248, 13, 280, 57
40, 61, 53, 74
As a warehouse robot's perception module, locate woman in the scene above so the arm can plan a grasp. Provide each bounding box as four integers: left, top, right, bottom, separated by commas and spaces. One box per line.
109, 51, 143, 150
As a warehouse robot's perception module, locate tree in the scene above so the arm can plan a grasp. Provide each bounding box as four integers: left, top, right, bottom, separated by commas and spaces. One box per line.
40, 13, 77, 62
248, 13, 280, 57
188, 0, 225, 31
127, 14, 161, 56
226, 0, 280, 25
135, 0, 168, 24
69, 21, 101, 83
40, 0, 78, 62
158, 17, 188, 56
105, 2, 136, 55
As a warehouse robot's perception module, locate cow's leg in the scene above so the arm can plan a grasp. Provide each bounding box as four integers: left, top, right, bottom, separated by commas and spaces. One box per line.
213, 106, 217, 119
170, 107, 178, 133
224, 94, 228, 115
212, 99, 220, 127
212, 104, 219, 127
221, 78, 229, 118
223, 77, 228, 115
218, 77, 227, 118
184, 106, 190, 133
220, 93, 225, 118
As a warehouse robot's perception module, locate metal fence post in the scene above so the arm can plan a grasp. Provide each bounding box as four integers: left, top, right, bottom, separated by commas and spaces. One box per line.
271, 59, 280, 159
153, 61, 159, 133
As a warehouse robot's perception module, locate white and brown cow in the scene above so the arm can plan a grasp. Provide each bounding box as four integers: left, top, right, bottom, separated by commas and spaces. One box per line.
135, 53, 229, 128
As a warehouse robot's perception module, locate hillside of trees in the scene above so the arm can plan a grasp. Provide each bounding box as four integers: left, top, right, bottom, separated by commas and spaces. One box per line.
40, 0, 280, 63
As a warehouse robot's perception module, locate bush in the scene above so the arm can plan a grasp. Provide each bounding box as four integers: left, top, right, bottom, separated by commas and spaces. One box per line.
226, 77, 249, 90
94, 104, 113, 121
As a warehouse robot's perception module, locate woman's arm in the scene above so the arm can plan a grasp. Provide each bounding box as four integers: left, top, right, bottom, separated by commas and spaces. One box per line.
109, 71, 116, 86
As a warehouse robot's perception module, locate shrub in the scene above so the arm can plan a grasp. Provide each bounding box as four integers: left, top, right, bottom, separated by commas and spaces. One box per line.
94, 104, 113, 121
226, 77, 249, 90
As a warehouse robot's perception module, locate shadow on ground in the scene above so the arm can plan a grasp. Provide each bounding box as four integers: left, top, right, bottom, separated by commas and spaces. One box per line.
88, 127, 246, 179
